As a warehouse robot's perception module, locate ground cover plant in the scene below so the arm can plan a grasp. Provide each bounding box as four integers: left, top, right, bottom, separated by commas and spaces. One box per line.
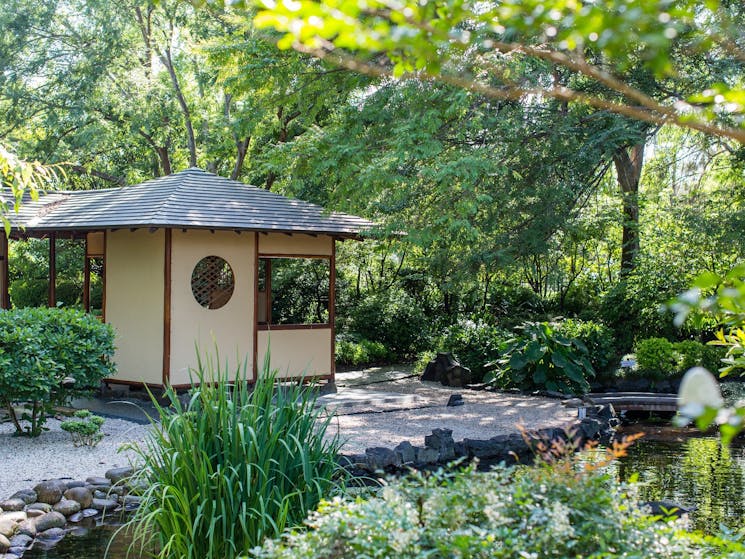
252, 444, 740, 559
0, 307, 115, 436
124, 352, 345, 559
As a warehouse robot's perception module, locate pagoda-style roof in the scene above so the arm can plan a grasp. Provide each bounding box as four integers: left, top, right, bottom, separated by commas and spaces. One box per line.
1, 168, 372, 238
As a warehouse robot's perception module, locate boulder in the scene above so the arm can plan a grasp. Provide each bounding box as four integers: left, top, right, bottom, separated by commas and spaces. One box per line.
63, 487, 93, 509
91, 498, 119, 513
25, 510, 45, 519
364, 447, 401, 471
446, 394, 464, 407
81, 509, 98, 518
105, 466, 134, 485
26, 503, 52, 513
85, 477, 110, 487
416, 447, 439, 464
36, 527, 66, 546
0, 501, 24, 513
33, 481, 65, 505
394, 441, 416, 464
0, 515, 22, 538
8, 534, 32, 550
16, 520, 37, 538
9, 490, 36, 505
421, 353, 472, 387
53, 499, 81, 516
0, 534, 9, 553
33, 512, 66, 532
424, 428, 456, 461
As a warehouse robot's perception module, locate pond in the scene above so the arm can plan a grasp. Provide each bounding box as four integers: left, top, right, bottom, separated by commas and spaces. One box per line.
23, 435, 745, 558
611, 435, 745, 533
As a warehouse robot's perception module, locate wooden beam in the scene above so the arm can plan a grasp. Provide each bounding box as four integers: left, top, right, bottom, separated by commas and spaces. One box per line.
48, 233, 56, 307
162, 229, 172, 386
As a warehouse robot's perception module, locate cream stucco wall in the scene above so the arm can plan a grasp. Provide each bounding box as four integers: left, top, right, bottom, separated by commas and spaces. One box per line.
105, 229, 164, 385
259, 233, 333, 256
257, 328, 332, 378
169, 230, 255, 386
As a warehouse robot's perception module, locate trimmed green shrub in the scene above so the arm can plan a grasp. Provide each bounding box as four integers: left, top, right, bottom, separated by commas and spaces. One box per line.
0, 307, 115, 436
434, 319, 511, 382
60, 409, 105, 447
125, 352, 344, 559
336, 337, 389, 367
485, 321, 595, 394
253, 460, 705, 559
635, 337, 677, 379
674, 340, 725, 374
554, 318, 617, 373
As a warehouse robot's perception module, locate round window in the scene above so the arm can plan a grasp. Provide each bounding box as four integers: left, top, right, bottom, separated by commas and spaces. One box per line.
191, 256, 235, 309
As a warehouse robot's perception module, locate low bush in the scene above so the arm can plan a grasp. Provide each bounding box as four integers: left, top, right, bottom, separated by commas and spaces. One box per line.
253, 457, 709, 559
0, 307, 115, 436
60, 409, 105, 447
554, 318, 617, 373
485, 321, 595, 394
635, 337, 677, 379
336, 337, 389, 367
125, 352, 344, 559
675, 340, 725, 375
632, 338, 726, 380
345, 291, 431, 360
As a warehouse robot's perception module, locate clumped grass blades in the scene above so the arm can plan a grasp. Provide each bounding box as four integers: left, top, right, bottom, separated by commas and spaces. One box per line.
125, 352, 344, 559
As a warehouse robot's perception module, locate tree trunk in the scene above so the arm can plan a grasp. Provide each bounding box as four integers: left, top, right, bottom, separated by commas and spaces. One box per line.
613, 141, 645, 275
161, 47, 197, 168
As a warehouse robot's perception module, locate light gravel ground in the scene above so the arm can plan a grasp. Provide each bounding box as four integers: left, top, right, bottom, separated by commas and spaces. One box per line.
326, 367, 576, 454
0, 367, 576, 498
0, 416, 150, 500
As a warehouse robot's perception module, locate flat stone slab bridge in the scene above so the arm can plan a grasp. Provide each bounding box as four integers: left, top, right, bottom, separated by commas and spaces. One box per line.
562, 392, 679, 417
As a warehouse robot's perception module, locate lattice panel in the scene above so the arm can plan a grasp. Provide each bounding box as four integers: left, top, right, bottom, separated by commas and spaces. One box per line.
191, 255, 235, 309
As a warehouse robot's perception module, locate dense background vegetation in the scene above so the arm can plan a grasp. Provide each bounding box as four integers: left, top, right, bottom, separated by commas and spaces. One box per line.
2, 0, 745, 391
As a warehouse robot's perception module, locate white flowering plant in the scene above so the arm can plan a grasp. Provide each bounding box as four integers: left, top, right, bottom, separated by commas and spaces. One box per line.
670, 265, 745, 444
250, 450, 723, 559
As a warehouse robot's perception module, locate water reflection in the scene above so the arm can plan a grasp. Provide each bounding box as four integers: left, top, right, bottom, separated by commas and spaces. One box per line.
23, 524, 143, 559
597, 436, 745, 533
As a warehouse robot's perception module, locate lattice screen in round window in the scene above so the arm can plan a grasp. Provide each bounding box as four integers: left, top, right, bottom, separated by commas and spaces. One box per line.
191, 256, 235, 309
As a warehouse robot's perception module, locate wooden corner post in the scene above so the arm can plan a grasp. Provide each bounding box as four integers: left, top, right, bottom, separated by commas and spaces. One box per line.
162, 228, 172, 386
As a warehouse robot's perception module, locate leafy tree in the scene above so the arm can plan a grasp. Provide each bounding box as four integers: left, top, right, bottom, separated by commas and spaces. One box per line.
250, 0, 745, 144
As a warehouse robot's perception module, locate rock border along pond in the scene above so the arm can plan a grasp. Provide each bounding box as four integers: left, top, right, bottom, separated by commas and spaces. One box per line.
0, 406, 616, 558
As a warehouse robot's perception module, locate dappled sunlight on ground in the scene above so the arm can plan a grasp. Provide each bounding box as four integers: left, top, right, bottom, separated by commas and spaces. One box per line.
325, 367, 576, 454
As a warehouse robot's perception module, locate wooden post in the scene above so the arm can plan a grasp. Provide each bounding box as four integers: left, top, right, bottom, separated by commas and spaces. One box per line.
83, 236, 90, 312
48, 233, 56, 307
252, 232, 259, 381
0, 231, 8, 309
329, 240, 336, 380
162, 229, 172, 386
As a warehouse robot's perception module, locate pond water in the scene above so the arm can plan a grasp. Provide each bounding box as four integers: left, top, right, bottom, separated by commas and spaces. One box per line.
22, 435, 745, 558
611, 435, 745, 533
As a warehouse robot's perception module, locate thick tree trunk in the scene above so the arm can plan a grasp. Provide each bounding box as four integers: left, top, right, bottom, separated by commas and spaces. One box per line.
613, 142, 645, 275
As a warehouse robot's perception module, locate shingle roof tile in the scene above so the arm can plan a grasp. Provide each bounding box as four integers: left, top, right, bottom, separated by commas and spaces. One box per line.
0, 168, 373, 237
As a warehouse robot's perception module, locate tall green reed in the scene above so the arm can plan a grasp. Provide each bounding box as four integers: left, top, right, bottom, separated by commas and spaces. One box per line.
124, 351, 345, 559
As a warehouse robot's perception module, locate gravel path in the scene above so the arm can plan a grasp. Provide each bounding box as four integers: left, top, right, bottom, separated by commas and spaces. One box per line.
326, 370, 576, 454
0, 368, 575, 498
0, 416, 150, 499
